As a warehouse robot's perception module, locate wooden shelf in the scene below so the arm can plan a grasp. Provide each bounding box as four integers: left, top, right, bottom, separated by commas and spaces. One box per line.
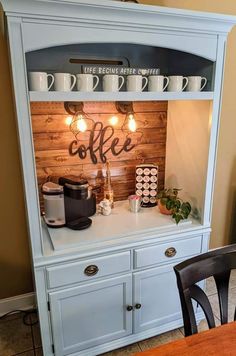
29, 91, 214, 102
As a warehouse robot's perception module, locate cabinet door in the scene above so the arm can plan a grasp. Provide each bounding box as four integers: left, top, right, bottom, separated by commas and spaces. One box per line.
49, 275, 132, 355
133, 264, 183, 333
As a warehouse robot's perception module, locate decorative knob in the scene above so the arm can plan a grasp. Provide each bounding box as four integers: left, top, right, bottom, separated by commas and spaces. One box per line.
127, 305, 133, 311
135, 303, 142, 309
165, 247, 177, 258
84, 265, 99, 276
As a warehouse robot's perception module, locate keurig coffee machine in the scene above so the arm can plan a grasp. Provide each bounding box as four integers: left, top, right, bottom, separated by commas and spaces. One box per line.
58, 177, 96, 230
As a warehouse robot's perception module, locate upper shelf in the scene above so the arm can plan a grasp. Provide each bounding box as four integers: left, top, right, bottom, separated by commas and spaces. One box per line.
29, 91, 214, 102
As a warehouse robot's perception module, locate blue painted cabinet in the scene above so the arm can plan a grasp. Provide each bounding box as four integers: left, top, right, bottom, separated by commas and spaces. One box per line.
1, 1, 236, 355
48, 263, 185, 355
133, 264, 183, 334
49, 275, 132, 355
46, 234, 203, 355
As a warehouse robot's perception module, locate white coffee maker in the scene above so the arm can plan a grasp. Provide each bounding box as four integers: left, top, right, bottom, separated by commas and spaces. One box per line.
42, 182, 65, 228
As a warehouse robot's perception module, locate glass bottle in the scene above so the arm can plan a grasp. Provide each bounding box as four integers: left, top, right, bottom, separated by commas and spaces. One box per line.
103, 161, 114, 208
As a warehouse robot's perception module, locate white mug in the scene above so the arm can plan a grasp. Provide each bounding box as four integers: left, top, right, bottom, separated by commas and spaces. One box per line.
186, 76, 207, 92
54, 73, 76, 92
167, 76, 189, 92
103, 75, 124, 92
127, 75, 148, 92
76, 74, 99, 92
148, 75, 169, 92
28, 72, 54, 91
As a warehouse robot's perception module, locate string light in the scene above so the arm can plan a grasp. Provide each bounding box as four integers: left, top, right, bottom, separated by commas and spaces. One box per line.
65, 116, 73, 126
109, 116, 119, 126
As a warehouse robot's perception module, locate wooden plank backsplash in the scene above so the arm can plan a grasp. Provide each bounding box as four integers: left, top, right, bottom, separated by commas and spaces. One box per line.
30, 101, 168, 208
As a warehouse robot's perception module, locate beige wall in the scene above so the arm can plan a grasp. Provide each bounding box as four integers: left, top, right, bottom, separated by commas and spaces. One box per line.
0, 10, 33, 299
1, 1, 236, 299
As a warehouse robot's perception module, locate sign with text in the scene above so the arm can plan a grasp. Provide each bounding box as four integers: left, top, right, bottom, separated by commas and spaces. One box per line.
69, 122, 137, 164
82, 65, 160, 76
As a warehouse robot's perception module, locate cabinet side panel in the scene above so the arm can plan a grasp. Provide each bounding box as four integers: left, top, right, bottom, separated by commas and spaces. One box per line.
165, 100, 211, 223
6, 17, 43, 257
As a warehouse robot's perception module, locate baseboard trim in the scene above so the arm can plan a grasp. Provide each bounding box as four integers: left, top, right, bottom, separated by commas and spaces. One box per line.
0, 292, 36, 316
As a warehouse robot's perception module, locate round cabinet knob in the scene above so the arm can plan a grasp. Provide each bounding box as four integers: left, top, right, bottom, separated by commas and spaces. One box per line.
127, 305, 133, 311
135, 303, 142, 309
165, 247, 177, 258
84, 265, 99, 276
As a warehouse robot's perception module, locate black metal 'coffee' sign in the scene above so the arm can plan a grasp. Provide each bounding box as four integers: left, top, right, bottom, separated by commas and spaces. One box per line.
69, 121, 136, 164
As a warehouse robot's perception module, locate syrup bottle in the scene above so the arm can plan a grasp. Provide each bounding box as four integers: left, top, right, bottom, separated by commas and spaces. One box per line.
104, 161, 114, 208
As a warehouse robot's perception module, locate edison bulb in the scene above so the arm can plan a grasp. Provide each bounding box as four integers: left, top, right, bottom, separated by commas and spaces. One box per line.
109, 115, 119, 126
128, 114, 137, 132
76, 114, 87, 132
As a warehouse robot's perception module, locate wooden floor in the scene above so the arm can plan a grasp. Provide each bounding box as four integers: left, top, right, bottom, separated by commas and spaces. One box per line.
1, 272, 236, 356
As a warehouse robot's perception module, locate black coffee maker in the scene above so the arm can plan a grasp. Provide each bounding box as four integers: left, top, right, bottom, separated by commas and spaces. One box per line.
58, 177, 96, 230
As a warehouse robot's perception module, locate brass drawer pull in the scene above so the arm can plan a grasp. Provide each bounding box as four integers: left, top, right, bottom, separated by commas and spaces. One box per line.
84, 265, 99, 276
165, 247, 177, 258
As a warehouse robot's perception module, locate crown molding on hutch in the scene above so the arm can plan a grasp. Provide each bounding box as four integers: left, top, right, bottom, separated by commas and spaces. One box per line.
1, 0, 236, 35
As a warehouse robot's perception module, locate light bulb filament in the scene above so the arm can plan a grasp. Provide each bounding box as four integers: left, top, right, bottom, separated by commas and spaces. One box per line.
77, 114, 87, 132
128, 114, 137, 132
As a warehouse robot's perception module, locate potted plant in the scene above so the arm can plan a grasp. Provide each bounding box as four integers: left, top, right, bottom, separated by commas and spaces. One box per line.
157, 188, 192, 224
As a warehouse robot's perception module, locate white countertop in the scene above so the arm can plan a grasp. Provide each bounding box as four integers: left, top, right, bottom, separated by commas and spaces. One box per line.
47, 200, 192, 251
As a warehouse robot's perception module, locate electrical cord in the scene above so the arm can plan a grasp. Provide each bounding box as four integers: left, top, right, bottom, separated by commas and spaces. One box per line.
0, 308, 38, 326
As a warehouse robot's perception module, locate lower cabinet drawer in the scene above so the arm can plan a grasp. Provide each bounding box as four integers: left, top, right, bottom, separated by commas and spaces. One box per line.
134, 235, 202, 268
46, 251, 131, 289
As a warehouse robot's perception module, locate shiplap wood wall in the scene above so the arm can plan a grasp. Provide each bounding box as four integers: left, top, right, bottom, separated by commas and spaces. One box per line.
30, 101, 167, 207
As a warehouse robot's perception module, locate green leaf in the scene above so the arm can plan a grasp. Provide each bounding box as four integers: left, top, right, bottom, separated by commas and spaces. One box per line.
183, 211, 189, 219
176, 200, 181, 209
160, 197, 167, 205
174, 214, 183, 224
166, 199, 172, 210
185, 202, 191, 209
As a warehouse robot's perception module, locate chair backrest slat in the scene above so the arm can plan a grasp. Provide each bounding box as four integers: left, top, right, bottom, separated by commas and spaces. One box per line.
174, 244, 236, 335
214, 271, 230, 324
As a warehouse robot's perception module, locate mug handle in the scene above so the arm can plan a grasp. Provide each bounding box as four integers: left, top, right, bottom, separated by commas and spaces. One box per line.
182, 77, 189, 91
92, 75, 99, 91
118, 76, 125, 91
70, 75, 76, 91
47, 74, 54, 91
163, 77, 169, 91
200, 77, 207, 91
142, 77, 148, 91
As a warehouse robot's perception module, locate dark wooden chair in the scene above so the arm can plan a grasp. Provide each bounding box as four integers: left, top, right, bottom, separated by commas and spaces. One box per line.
174, 244, 236, 336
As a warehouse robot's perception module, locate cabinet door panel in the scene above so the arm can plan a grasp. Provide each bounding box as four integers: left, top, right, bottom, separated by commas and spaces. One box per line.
133, 265, 183, 333
49, 275, 132, 355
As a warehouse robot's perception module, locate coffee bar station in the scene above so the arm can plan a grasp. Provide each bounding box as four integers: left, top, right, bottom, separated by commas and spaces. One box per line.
1, 0, 236, 355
